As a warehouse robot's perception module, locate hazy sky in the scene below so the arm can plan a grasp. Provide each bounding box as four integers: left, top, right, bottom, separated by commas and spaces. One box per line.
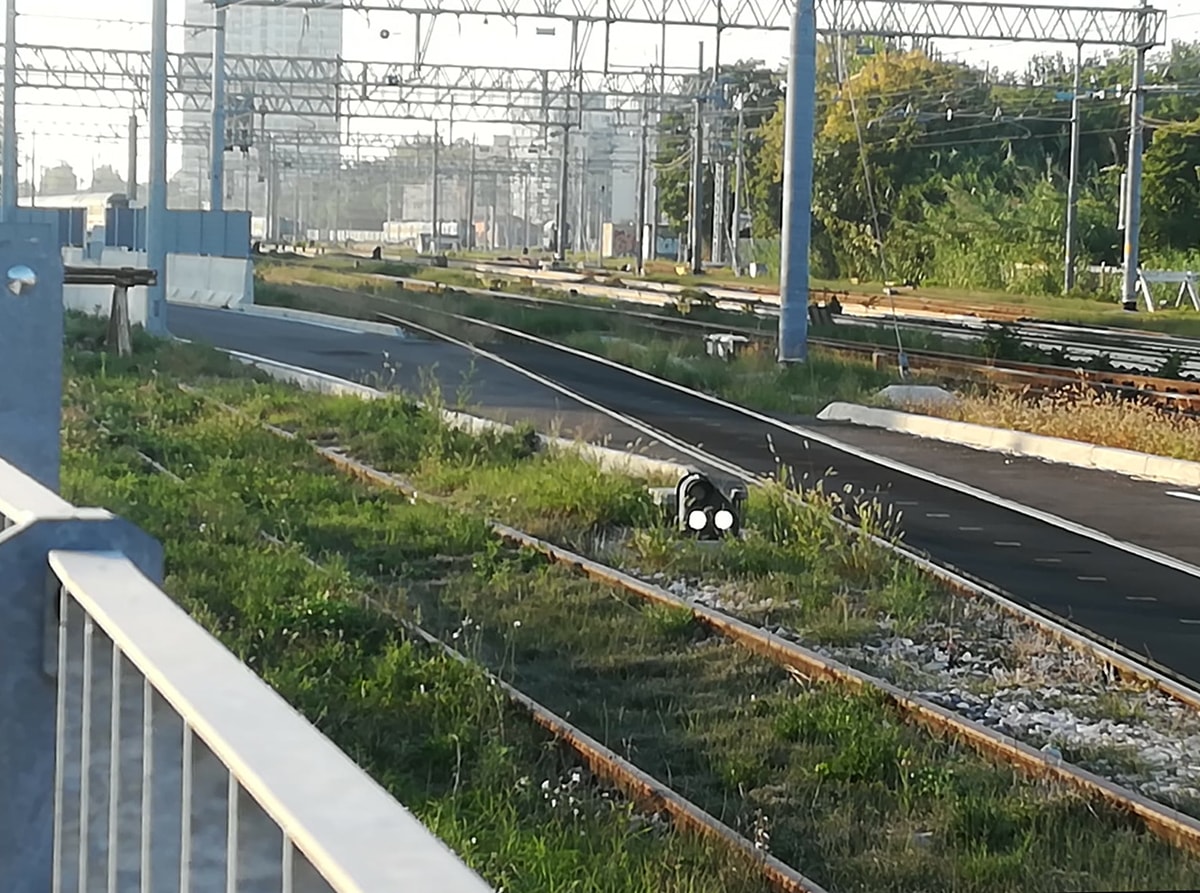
5, 0, 1199, 187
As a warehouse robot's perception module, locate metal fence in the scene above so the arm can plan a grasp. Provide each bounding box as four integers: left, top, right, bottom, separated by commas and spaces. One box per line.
0, 457, 492, 893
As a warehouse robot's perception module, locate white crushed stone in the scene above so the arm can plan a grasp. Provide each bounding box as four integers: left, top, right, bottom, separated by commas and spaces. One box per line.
628, 568, 1200, 815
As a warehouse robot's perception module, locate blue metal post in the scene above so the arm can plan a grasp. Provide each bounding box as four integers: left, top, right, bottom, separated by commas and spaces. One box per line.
777, 0, 817, 363
145, 0, 168, 334
0, 223, 62, 489
210, 5, 226, 212
2, 0, 18, 219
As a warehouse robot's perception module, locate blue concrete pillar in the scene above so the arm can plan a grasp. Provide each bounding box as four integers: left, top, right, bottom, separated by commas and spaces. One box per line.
778, 0, 817, 363
0, 222, 64, 490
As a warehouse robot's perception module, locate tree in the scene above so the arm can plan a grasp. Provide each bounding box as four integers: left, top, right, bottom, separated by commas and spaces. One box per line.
1140, 120, 1200, 254
653, 60, 785, 257
39, 162, 78, 196
88, 164, 126, 194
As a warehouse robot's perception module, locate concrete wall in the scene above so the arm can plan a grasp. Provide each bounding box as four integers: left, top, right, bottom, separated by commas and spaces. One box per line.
61, 248, 255, 325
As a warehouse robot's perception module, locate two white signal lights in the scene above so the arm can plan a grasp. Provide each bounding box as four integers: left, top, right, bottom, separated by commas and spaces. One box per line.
676, 472, 743, 540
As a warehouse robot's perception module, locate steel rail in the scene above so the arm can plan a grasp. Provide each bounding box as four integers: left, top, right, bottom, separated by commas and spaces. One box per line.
291, 257, 1200, 410
100, 392, 827, 893
188, 372, 1200, 861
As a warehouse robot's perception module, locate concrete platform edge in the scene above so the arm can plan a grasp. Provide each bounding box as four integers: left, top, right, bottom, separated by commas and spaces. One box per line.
817, 402, 1200, 489
220, 348, 692, 482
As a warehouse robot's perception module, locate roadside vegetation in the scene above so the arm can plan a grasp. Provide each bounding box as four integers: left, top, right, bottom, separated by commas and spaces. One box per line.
60, 315, 1200, 891
914, 388, 1200, 464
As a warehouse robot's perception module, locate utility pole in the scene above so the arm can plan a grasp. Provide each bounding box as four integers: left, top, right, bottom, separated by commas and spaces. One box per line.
2, 0, 17, 219
145, 0, 169, 333
576, 147, 587, 255
596, 183, 605, 265
778, 0, 817, 362
466, 138, 476, 249
521, 167, 530, 250
711, 157, 726, 266
127, 109, 138, 201
1063, 43, 1084, 294
731, 96, 745, 276
634, 99, 649, 274
1120, 0, 1150, 312
555, 19, 579, 264
555, 126, 570, 261
689, 98, 705, 274
431, 122, 441, 254
209, 3, 226, 212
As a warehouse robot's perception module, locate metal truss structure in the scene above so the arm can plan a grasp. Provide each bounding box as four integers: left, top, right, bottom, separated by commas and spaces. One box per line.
209, 0, 1165, 47
16, 45, 694, 121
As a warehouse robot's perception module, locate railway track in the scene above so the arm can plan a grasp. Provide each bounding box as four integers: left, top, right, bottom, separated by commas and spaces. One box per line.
357, 264, 1200, 413
362, 303, 1200, 677
171, 332, 1200, 871
449, 256, 1200, 378
107, 387, 824, 893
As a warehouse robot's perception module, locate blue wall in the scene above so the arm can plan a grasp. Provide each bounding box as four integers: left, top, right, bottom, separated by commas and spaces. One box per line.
8, 208, 85, 248
105, 208, 250, 259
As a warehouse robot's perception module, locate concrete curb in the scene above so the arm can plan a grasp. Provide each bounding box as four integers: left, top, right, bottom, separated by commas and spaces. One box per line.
817, 401, 1200, 489
222, 349, 691, 482
176, 300, 410, 338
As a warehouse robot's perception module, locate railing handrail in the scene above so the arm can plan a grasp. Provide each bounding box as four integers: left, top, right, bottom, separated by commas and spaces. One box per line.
49, 549, 492, 893
0, 456, 74, 524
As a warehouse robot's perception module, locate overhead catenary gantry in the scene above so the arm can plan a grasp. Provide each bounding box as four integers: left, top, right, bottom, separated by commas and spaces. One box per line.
201, 0, 1167, 360
206, 0, 1162, 44
0, 1, 1169, 354
16, 44, 699, 122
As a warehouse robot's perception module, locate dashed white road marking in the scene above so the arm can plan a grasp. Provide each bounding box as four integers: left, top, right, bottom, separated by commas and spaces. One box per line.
1126, 596, 1157, 602
926, 512, 950, 518
958, 526, 983, 532
1181, 618, 1200, 625
1077, 576, 1107, 582
1035, 557, 1062, 564
994, 541, 1022, 547
1166, 491, 1200, 504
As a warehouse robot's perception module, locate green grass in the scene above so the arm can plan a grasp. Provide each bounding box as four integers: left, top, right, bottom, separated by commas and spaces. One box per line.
61, 334, 772, 893
63, 319, 1200, 891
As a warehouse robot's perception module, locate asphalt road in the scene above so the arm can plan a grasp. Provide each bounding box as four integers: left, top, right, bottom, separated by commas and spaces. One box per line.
171, 304, 1200, 683
169, 304, 704, 467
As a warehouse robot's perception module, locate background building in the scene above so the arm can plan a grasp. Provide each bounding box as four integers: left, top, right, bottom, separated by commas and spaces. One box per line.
177, 1, 342, 217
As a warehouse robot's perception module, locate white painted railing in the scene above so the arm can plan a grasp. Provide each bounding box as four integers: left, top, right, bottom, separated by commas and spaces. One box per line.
0, 458, 492, 892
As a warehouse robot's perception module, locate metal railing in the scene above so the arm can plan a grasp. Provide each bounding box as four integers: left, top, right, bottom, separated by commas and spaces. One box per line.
0, 457, 492, 893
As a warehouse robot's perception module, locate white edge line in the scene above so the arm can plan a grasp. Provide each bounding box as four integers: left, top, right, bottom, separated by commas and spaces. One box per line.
451, 312, 1200, 583
1167, 491, 1200, 504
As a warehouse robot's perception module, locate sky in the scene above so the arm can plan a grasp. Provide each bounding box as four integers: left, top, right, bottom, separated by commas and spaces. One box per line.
4, 0, 1200, 188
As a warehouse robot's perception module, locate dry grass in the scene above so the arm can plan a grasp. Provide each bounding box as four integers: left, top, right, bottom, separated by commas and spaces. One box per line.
910, 388, 1200, 462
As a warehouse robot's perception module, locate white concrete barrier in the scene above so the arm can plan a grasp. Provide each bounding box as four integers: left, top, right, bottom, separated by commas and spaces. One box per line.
817, 402, 1200, 488
219, 348, 692, 482
61, 248, 255, 325
213, 303, 409, 338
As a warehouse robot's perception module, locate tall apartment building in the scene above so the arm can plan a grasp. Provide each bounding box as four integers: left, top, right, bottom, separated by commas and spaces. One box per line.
179, 1, 342, 216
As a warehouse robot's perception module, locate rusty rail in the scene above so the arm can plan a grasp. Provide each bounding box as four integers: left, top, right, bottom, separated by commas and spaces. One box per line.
167, 387, 825, 893
205, 385, 1200, 862
378, 271, 1200, 412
